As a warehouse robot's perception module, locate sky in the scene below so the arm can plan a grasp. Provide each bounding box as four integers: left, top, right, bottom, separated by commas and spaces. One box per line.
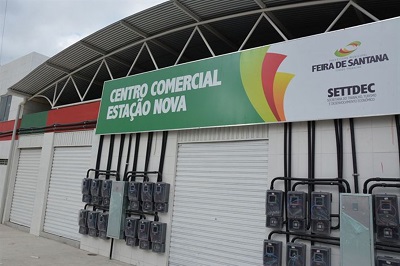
0, 0, 165, 65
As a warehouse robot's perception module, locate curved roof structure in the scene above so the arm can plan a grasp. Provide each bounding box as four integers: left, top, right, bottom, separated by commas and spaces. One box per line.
8, 0, 400, 108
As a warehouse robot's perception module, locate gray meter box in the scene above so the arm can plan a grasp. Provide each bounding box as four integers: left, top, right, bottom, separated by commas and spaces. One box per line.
311, 192, 332, 235
340, 194, 375, 266
374, 194, 399, 242
311, 246, 331, 266
107, 181, 128, 239
263, 239, 282, 266
286, 242, 306, 266
266, 190, 284, 229
287, 191, 307, 232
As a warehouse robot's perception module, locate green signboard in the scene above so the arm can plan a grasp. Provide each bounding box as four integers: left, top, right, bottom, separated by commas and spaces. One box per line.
96, 46, 283, 134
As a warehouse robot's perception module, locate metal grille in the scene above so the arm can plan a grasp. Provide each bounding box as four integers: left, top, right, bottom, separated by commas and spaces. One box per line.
9, 149, 42, 227
43, 146, 92, 241
169, 140, 268, 266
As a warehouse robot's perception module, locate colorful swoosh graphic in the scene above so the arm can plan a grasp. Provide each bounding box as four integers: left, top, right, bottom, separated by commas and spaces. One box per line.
240, 47, 294, 122
334, 41, 361, 57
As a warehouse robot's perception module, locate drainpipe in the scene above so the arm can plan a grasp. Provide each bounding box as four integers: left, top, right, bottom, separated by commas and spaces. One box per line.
0, 99, 26, 223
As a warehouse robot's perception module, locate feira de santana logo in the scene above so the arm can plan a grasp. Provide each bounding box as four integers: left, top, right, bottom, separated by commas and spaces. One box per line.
240, 46, 294, 122
334, 41, 361, 57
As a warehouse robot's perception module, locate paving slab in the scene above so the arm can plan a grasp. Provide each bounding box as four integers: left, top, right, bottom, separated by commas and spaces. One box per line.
0, 224, 130, 266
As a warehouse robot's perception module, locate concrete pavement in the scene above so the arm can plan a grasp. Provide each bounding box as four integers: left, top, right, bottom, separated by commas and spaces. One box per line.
0, 224, 130, 266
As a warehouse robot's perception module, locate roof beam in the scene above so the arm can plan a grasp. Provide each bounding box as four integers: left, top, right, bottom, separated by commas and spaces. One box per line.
80, 41, 131, 67
120, 20, 182, 58
253, 0, 293, 39
172, 0, 238, 50
350, 1, 379, 22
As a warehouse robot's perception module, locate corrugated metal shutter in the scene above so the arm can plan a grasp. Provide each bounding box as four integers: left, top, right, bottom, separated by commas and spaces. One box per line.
9, 148, 41, 227
169, 140, 268, 266
43, 146, 92, 241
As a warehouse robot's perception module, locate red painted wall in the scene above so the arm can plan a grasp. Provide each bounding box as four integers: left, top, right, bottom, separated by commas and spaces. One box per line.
47, 101, 100, 125
0, 119, 21, 141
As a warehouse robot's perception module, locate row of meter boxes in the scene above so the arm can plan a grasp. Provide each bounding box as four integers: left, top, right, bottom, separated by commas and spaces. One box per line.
81, 178, 170, 213
266, 191, 332, 235
266, 190, 400, 242
263, 240, 400, 266
79, 210, 167, 253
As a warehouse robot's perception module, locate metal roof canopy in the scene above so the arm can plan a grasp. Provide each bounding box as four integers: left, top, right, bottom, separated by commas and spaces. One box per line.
8, 0, 400, 108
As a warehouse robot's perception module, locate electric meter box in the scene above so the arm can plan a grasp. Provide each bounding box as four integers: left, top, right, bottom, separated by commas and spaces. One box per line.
376, 256, 400, 266
107, 181, 128, 239
78, 209, 90, 235
138, 219, 152, 240
91, 179, 103, 197
311, 246, 331, 266
287, 191, 307, 219
125, 217, 140, 247
263, 239, 282, 266
374, 194, 399, 226
374, 194, 399, 242
87, 211, 99, 229
266, 190, 284, 229
128, 181, 142, 201
141, 182, 155, 202
152, 242, 166, 253
286, 243, 306, 266
154, 182, 170, 213
125, 217, 139, 237
150, 222, 167, 243
88, 211, 100, 237
311, 192, 331, 220
266, 190, 284, 216
98, 212, 109, 240
154, 182, 170, 203
102, 180, 112, 206
81, 178, 92, 203
79, 209, 89, 227
91, 179, 103, 205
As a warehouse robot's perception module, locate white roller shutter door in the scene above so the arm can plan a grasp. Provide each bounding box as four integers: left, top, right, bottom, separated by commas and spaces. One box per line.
9, 148, 41, 227
169, 140, 268, 266
43, 146, 92, 241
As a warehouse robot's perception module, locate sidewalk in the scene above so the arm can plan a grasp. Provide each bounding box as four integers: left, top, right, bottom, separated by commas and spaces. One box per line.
0, 224, 130, 266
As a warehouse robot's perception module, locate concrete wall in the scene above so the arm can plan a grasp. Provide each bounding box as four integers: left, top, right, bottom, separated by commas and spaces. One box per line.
0, 52, 48, 121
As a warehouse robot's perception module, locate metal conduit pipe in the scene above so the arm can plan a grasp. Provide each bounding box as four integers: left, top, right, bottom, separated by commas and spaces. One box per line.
283, 123, 290, 242
270, 177, 351, 193
158, 131, 168, 182
0, 99, 26, 223
132, 133, 141, 173
95, 135, 104, 179
368, 183, 400, 194
396, 115, 400, 171
363, 177, 400, 194
124, 134, 133, 177
349, 118, 360, 193
292, 181, 347, 193
116, 134, 125, 180
267, 230, 339, 242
